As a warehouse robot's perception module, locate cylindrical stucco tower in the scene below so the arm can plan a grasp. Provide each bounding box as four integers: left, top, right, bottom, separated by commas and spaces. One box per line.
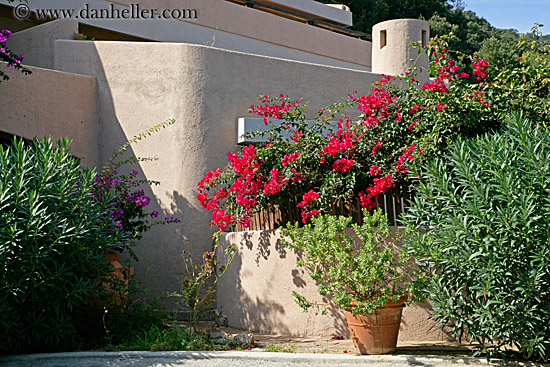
372, 19, 430, 84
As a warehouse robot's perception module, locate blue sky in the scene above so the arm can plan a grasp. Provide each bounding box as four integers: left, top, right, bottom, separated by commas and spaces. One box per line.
463, 0, 550, 35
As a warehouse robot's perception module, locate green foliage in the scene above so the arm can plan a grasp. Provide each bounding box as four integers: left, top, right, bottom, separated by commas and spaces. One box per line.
319, 0, 450, 36
101, 297, 170, 348
105, 324, 231, 352
518, 24, 550, 68
481, 27, 550, 128
282, 209, 422, 315
73, 33, 95, 41
0, 137, 127, 353
170, 240, 236, 330
428, 9, 492, 56
264, 343, 297, 353
477, 29, 523, 69
403, 113, 550, 361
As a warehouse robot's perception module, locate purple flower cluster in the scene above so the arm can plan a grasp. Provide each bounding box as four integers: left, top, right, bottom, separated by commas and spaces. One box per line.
91, 163, 178, 247
0, 29, 11, 43
1, 30, 24, 68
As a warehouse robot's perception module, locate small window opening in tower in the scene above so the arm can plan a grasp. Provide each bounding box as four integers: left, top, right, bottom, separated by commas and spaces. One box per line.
422, 30, 427, 47
380, 30, 387, 48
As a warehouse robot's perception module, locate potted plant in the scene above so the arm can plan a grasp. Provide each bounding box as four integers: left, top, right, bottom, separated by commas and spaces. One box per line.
281, 208, 421, 355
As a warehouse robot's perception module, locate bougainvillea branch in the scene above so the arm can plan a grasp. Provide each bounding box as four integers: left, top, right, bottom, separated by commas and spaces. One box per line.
0, 29, 31, 83
91, 120, 180, 254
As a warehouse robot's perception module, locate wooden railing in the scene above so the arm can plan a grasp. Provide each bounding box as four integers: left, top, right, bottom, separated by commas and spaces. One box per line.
231, 183, 412, 231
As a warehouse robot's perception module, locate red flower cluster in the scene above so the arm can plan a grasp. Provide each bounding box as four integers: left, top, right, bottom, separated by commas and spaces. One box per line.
350, 76, 403, 127
198, 146, 266, 230
358, 175, 394, 210
372, 141, 382, 155
369, 165, 382, 176
263, 169, 283, 195
332, 158, 354, 173
319, 129, 356, 158
249, 94, 303, 124
301, 210, 321, 224
472, 58, 489, 80
297, 189, 321, 223
297, 189, 319, 208
395, 143, 416, 173
281, 152, 299, 167
422, 81, 449, 93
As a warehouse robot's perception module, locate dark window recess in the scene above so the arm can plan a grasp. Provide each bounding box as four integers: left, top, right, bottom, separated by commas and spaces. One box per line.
380, 30, 387, 48
422, 30, 427, 47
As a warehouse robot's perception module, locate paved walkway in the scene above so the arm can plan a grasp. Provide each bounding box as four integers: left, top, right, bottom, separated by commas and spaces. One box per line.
1, 329, 547, 367
1, 350, 546, 367
252, 331, 473, 356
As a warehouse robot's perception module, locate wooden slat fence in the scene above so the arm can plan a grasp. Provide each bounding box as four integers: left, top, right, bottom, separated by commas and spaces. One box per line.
232, 182, 411, 231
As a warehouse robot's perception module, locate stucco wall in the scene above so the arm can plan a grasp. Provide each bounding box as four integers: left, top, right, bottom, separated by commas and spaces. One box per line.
1, 0, 371, 71
51, 39, 380, 304
0, 63, 98, 166
218, 229, 451, 341
6, 18, 78, 70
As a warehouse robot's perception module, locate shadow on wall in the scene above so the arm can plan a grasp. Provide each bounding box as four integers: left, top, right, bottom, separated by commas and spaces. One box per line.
218, 226, 452, 340
130, 190, 188, 303
221, 233, 289, 335
242, 230, 287, 264
399, 298, 454, 341
219, 230, 350, 338
50, 40, 204, 301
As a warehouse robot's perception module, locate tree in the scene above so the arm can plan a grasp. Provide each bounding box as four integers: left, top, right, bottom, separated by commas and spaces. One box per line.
318, 0, 494, 57
318, 0, 449, 36
477, 29, 522, 69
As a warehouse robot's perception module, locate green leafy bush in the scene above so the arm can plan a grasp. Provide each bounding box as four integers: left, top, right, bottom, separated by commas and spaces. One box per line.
403, 113, 550, 361
282, 209, 420, 315
0, 137, 127, 353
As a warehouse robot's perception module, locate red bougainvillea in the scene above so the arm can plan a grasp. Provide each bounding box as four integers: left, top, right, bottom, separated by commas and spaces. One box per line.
198, 35, 499, 232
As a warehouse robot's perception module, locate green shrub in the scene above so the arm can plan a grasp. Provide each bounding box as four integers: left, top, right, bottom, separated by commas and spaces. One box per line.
106, 324, 232, 352
404, 113, 550, 361
282, 209, 420, 315
0, 137, 127, 353
103, 297, 170, 348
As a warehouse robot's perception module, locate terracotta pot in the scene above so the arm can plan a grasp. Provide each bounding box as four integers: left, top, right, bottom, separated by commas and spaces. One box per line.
345, 295, 406, 355
104, 252, 134, 308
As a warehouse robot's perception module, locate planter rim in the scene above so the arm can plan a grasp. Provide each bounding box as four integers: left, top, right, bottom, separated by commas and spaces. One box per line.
347, 294, 407, 313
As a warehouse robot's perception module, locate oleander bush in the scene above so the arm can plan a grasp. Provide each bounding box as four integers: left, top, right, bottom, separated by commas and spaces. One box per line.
0, 137, 127, 353
403, 113, 550, 361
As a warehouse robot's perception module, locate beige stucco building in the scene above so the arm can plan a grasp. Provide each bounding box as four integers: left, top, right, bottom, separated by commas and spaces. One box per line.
0, 0, 444, 341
